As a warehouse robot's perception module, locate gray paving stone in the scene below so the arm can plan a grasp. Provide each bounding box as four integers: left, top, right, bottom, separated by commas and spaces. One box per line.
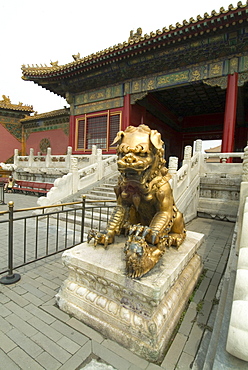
25, 303, 56, 324
128, 364, 148, 370
12, 285, 28, 295
177, 352, 195, 369
7, 346, 44, 370
183, 322, 204, 357
58, 341, 92, 370
6, 313, 38, 337
210, 272, 222, 287
204, 284, 218, 303
0, 304, 11, 317
0, 331, 17, 353
102, 339, 149, 369
39, 283, 58, 296
0, 348, 20, 370
146, 363, 162, 369
57, 335, 81, 354
51, 319, 89, 345
198, 276, 211, 292
5, 300, 34, 321
21, 282, 46, 298
0, 292, 10, 304
29, 316, 63, 342
68, 317, 105, 343
31, 331, 71, 363
36, 275, 61, 290
161, 333, 187, 369
1, 287, 29, 307
7, 327, 43, 358
36, 351, 62, 370
41, 304, 71, 322
22, 291, 45, 306
0, 315, 13, 334
197, 300, 212, 325
178, 302, 197, 336
92, 340, 130, 370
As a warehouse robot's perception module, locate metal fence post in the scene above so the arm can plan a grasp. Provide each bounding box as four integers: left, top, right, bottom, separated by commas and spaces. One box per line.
0, 201, 21, 285
80, 195, 86, 243
0, 181, 5, 205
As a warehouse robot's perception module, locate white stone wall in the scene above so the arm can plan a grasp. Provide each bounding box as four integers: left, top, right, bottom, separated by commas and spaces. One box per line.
226, 194, 248, 361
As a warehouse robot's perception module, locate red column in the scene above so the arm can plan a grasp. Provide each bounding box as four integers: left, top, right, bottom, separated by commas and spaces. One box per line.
69, 115, 75, 150
221, 73, 238, 154
123, 94, 131, 130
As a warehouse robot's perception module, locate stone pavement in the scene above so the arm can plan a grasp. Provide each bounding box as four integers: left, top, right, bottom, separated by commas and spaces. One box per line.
0, 193, 235, 369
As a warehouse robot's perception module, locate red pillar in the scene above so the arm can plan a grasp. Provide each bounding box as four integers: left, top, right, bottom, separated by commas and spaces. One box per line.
123, 94, 131, 130
69, 115, 75, 149
221, 73, 238, 154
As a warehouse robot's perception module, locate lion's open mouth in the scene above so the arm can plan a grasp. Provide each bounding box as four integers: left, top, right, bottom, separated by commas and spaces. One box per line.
119, 168, 150, 184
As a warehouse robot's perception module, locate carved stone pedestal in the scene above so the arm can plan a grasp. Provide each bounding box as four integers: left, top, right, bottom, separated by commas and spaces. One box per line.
56, 231, 204, 363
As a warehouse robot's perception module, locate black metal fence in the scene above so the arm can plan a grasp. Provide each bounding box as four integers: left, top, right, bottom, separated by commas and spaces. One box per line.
0, 197, 115, 284
0, 182, 5, 205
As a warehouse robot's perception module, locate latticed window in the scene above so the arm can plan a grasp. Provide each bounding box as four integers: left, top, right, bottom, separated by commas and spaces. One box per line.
86, 115, 107, 149
109, 114, 120, 146
77, 119, 85, 149
76, 111, 121, 151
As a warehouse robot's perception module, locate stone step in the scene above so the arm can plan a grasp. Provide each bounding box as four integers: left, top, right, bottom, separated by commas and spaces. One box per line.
89, 190, 116, 199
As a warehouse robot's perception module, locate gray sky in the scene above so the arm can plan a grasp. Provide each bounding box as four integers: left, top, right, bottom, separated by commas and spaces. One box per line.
0, 0, 241, 114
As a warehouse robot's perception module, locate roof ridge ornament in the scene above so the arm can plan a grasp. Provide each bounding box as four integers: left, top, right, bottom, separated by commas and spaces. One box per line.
72, 53, 80, 61
0, 95, 33, 112
50, 61, 59, 66
128, 27, 142, 42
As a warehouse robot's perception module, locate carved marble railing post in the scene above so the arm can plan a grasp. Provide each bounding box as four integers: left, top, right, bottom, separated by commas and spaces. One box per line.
183, 145, 192, 187
71, 157, 79, 194
66, 146, 72, 170
194, 139, 204, 175
168, 156, 178, 196
45, 148, 52, 168
168, 156, 178, 175
242, 145, 248, 182
194, 139, 202, 153
97, 149, 103, 180
183, 145, 192, 165
28, 148, 34, 167
14, 149, 19, 167
90, 145, 97, 165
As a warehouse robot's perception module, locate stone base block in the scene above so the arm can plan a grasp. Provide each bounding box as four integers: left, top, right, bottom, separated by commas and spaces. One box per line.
56, 231, 204, 363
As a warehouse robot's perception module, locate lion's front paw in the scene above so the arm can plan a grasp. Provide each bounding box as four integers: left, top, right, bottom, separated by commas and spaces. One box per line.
167, 231, 186, 248
128, 225, 161, 245
87, 229, 115, 248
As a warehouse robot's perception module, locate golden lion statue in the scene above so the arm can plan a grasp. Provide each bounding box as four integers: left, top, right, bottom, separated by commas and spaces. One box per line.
88, 124, 186, 278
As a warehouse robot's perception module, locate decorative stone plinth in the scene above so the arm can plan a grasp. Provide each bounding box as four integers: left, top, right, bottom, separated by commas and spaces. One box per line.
56, 231, 204, 363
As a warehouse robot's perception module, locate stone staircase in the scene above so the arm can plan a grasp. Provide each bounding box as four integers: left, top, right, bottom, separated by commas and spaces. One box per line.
57, 174, 118, 240
198, 173, 241, 222
55, 167, 242, 246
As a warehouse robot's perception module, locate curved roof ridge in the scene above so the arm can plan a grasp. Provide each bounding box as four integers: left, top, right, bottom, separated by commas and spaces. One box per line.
21, 1, 247, 78
20, 107, 70, 122
0, 95, 33, 112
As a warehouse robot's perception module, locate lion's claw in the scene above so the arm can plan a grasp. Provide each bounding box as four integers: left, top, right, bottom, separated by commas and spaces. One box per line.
87, 229, 114, 249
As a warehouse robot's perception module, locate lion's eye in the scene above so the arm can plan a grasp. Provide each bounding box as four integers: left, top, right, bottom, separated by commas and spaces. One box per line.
139, 152, 147, 157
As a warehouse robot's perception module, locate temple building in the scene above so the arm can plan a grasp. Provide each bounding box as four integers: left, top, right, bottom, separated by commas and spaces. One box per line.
0, 95, 33, 163
0, 94, 70, 163
21, 2, 248, 161
20, 108, 70, 156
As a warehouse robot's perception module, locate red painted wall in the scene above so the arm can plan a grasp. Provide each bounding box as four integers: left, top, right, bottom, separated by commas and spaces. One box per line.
26, 129, 69, 155
0, 124, 21, 162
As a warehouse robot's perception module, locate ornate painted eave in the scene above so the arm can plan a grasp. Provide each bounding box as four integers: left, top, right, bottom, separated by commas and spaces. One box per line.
20, 108, 70, 122
22, 1, 248, 86
0, 95, 33, 113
